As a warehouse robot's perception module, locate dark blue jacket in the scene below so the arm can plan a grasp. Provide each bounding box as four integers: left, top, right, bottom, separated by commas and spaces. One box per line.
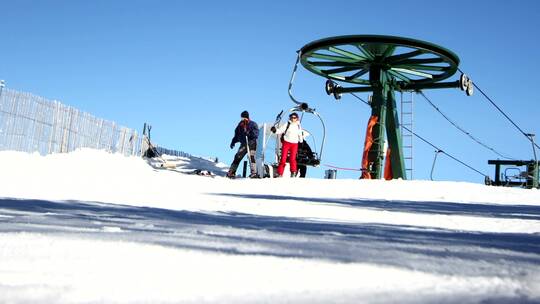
231, 120, 258, 146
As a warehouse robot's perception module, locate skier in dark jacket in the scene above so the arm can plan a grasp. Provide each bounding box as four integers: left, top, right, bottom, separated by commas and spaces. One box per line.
227, 110, 259, 178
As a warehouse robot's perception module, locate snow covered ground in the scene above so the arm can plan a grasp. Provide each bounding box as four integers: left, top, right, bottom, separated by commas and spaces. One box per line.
1, 149, 539, 303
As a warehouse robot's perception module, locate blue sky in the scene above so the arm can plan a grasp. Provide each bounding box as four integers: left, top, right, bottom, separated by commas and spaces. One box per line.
2, 0, 539, 183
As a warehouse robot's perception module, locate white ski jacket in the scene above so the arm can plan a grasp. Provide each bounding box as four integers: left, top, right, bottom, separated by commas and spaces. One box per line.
275, 120, 304, 144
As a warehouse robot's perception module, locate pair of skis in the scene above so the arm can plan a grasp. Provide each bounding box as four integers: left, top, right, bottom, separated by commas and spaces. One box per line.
142, 123, 177, 169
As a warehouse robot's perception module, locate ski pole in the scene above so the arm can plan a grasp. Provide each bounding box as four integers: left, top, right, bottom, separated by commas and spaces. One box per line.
245, 135, 253, 167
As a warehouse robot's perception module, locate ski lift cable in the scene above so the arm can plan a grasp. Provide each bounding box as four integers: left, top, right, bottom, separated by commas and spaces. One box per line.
458, 67, 540, 150
350, 92, 370, 106
323, 163, 363, 171
401, 124, 488, 178
418, 91, 515, 160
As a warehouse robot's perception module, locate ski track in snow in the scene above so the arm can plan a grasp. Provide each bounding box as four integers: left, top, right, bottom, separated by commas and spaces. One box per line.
0, 149, 540, 303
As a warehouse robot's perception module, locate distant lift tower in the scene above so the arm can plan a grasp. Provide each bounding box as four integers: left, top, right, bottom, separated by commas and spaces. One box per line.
299, 35, 473, 180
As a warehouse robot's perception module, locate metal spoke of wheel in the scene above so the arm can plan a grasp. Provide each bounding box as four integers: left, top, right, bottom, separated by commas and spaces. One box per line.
328, 46, 368, 61
381, 45, 397, 58
386, 50, 424, 64
396, 58, 445, 65
355, 44, 375, 60
307, 61, 361, 67
391, 67, 434, 79
311, 53, 358, 63
345, 68, 369, 81
394, 64, 449, 72
322, 66, 365, 75
387, 70, 412, 83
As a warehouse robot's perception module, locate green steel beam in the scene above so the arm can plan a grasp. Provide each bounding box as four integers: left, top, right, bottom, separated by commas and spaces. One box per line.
334, 80, 462, 94
355, 44, 375, 60
394, 58, 445, 65
381, 45, 397, 58
322, 66, 365, 75
384, 88, 407, 179
328, 46, 368, 61
391, 67, 433, 79
310, 53, 359, 63
386, 50, 424, 63
307, 61, 360, 67
337, 86, 374, 93
367, 76, 387, 179
400, 80, 460, 91
394, 64, 448, 72
387, 70, 412, 83
346, 68, 369, 81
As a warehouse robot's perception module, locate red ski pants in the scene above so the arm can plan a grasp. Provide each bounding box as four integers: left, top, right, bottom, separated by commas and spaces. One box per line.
277, 140, 299, 176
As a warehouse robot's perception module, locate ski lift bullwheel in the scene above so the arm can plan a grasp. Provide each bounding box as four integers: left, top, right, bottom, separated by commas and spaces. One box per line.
298, 35, 464, 180
299, 35, 460, 88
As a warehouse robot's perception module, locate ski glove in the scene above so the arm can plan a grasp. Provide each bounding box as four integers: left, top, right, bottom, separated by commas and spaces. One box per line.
270, 126, 276, 133
230, 142, 235, 149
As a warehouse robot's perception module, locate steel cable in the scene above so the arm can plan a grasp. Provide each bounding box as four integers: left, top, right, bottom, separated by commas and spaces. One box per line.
458, 67, 540, 151
418, 91, 515, 159
400, 125, 488, 178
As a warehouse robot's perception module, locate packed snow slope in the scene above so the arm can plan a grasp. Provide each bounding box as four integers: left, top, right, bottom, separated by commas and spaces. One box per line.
1, 149, 539, 304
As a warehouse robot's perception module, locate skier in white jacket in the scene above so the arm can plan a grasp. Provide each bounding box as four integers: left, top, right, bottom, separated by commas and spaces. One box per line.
271, 112, 304, 177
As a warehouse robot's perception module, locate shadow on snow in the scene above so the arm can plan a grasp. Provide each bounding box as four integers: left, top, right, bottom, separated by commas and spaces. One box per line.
214, 193, 540, 220
0, 196, 539, 277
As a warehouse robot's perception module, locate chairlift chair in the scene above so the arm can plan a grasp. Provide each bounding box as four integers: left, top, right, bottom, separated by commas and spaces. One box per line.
255, 106, 325, 178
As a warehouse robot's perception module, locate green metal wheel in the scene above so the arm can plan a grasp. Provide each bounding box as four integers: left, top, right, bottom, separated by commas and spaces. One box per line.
300, 35, 460, 87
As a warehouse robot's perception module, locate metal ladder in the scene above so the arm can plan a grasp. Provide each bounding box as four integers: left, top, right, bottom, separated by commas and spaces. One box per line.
400, 91, 414, 179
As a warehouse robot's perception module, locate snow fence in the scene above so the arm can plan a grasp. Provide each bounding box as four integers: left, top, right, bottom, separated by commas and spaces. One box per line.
0, 87, 142, 156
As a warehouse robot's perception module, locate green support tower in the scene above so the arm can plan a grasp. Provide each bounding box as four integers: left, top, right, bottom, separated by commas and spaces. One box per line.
299, 35, 472, 180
